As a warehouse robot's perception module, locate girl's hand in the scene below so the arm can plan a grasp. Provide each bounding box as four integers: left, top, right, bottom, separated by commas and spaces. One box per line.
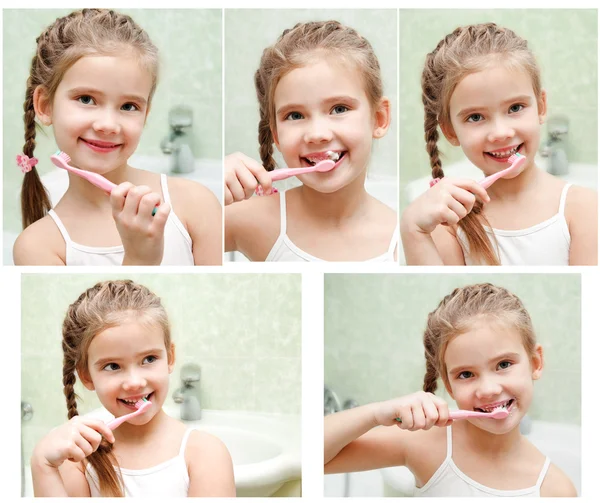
224, 152, 273, 205
403, 178, 490, 234
110, 182, 170, 265
372, 391, 452, 431
33, 416, 115, 469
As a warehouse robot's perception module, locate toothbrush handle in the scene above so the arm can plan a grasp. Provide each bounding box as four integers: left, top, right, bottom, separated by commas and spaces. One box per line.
106, 410, 138, 430
479, 168, 510, 189
81, 171, 117, 195
449, 410, 482, 420
269, 166, 316, 182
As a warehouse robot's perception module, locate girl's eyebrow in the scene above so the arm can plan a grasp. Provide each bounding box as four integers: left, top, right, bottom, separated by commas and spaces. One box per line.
456, 95, 533, 119
67, 86, 147, 106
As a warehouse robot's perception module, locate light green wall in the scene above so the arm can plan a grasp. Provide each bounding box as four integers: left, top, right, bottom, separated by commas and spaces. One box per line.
325, 273, 580, 424
3, 9, 222, 234
21, 273, 301, 458
224, 9, 398, 189
399, 9, 598, 209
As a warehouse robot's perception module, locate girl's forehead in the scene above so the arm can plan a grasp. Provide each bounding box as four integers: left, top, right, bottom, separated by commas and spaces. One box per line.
88, 320, 165, 356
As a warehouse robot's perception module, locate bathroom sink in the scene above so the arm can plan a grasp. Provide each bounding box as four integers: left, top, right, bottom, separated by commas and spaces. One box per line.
404, 157, 598, 203
38, 154, 223, 207
42, 406, 302, 497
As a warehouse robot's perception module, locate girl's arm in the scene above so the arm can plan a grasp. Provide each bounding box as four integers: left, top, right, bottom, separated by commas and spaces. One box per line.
401, 221, 465, 265
187, 431, 236, 496
168, 177, 223, 265
565, 185, 598, 265
325, 393, 451, 474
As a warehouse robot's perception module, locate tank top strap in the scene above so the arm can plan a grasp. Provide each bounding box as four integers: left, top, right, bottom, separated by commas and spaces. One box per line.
558, 183, 572, 215
535, 456, 552, 489
446, 424, 453, 459
178, 427, 195, 457
48, 209, 73, 245
387, 222, 400, 255
279, 190, 288, 236
160, 173, 172, 205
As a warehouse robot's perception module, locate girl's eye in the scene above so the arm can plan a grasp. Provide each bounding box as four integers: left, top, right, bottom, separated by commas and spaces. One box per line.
121, 103, 139, 112
498, 360, 512, 370
509, 104, 524, 113
457, 370, 473, 379
285, 111, 304, 121
466, 113, 484, 123
102, 362, 120, 371
331, 105, 349, 115
143, 355, 157, 364
77, 95, 95, 106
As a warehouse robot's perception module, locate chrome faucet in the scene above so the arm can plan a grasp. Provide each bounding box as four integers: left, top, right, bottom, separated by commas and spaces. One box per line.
324, 386, 358, 415
541, 115, 569, 176
160, 105, 195, 174
172, 363, 202, 421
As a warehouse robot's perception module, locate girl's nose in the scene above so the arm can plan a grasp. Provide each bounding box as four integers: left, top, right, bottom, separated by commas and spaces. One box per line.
303, 117, 333, 144
487, 118, 515, 143
474, 375, 503, 399
93, 109, 121, 135
122, 371, 147, 390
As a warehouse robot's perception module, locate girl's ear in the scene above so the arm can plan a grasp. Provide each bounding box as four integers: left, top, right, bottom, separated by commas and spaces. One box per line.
537, 89, 548, 125
372, 96, 391, 139
531, 344, 544, 380
167, 343, 176, 373
440, 120, 460, 146
271, 125, 280, 151
78, 366, 95, 391
33, 86, 52, 126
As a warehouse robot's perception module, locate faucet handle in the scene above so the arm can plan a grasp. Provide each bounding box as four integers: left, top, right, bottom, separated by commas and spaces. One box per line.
169, 105, 193, 129
181, 363, 201, 385
547, 115, 569, 138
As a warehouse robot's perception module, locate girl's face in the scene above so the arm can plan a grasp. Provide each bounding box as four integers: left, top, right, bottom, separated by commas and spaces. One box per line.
272, 58, 389, 193
36, 53, 153, 174
443, 64, 546, 178
80, 319, 174, 424
444, 318, 543, 435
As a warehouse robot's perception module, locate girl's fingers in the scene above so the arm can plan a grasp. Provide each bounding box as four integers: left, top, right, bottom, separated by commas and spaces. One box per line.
442, 207, 460, 226
227, 177, 246, 203
450, 186, 477, 213
122, 185, 152, 217
151, 202, 171, 230
72, 434, 94, 458
67, 445, 87, 463
109, 182, 135, 215
410, 404, 426, 431
446, 197, 468, 221
80, 426, 103, 451
85, 419, 115, 444
454, 178, 490, 203
235, 167, 259, 199
224, 187, 234, 206
138, 192, 161, 218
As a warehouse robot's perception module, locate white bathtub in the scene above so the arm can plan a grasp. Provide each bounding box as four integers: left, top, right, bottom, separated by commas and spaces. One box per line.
324, 470, 384, 497
380, 420, 581, 496
227, 175, 398, 262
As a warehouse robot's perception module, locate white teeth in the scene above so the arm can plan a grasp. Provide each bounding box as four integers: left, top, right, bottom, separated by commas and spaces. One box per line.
326, 151, 340, 161
488, 146, 519, 158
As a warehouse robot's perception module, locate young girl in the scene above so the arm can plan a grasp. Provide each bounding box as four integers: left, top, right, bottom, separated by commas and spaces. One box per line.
30, 280, 235, 497
324, 283, 577, 496
13, 9, 222, 266
224, 20, 398, 262
400, 23, 597, 266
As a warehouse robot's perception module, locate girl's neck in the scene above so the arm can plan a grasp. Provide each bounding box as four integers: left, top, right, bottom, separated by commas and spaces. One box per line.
484, 163, 543, 201
297, 171, 370, 222
458, 419, 524, 457
113, 407, 170, 443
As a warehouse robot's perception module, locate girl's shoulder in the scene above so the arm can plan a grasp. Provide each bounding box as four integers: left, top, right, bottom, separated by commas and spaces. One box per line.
13, 215, 66, 265
540, 462, 578, 496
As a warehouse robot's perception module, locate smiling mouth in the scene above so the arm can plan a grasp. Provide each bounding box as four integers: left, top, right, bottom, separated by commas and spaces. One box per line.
119, 392, 153, 407
301, 150, 346, 167
485, 143, 523, 161
81, 138, 122, 150
475, 398, 515, 413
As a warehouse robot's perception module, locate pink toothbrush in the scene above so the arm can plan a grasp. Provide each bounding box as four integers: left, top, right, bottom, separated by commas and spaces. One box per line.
50, 150, 158, 215
107, 398, 152, 430
395, 405, 508, 424
51, 150, 117, 195
449, 408, 509, 420
479, 153, 527, 189
269, 159, 336, 182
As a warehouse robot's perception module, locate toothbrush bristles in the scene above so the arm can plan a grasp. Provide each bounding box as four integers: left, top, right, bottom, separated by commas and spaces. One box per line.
326, 151, 340, 162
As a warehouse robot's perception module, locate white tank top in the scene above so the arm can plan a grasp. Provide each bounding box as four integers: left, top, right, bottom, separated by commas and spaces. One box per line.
265, 190, 399, 262
457, 184, 572, 266
48, 174, 194, 266
415, 425, 551, 497
85, 427, 194, 497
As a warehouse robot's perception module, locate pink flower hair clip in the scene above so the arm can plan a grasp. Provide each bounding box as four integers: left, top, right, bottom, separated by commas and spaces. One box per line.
17, 153, 38, 174
255, 185, 279, 197
429, 177, 441, 188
